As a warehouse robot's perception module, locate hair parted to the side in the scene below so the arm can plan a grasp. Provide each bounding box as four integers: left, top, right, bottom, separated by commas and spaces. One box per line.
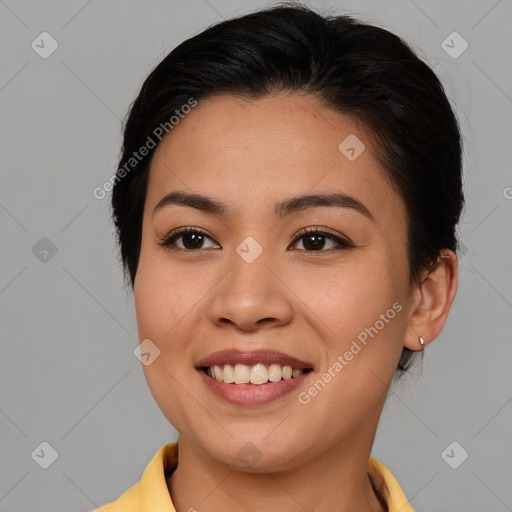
111, 2, 464, 380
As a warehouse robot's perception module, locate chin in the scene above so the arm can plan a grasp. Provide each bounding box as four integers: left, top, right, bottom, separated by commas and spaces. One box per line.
194, 431, 306, 473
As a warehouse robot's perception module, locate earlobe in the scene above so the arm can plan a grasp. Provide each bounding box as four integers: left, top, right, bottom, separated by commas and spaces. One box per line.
404, 249, 458, 351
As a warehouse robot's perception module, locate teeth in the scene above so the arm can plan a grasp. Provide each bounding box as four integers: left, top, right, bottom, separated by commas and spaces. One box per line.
213, 365, 223, 381
282, 365, 293, 380
267, 363, 282, 381
234, 363, 250, 384
205, 363, 306, 385
249, 363, 268, 385
223, 364, 234, 383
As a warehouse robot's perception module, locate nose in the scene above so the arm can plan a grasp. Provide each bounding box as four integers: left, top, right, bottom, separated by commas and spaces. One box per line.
207, 247, 294, 332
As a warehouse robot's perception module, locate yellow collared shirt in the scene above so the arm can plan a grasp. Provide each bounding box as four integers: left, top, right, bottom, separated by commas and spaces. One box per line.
91, 443, 414, 512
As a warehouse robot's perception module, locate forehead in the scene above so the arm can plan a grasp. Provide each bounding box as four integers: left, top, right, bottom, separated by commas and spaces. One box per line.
146, 93, 403, 223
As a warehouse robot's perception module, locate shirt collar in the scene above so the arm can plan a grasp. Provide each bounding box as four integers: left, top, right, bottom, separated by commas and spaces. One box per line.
368, 456, 415, 512
139, 443, 178, 511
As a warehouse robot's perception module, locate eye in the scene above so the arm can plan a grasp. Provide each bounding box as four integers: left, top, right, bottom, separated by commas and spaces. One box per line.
290, 227, 354, 251
157, 227, 219, 251
157, 226, 354, 252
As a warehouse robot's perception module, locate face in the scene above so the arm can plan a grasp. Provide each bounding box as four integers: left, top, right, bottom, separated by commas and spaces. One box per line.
134, 93, 414, 471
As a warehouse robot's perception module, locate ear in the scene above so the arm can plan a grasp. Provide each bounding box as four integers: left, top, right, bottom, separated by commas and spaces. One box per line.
404, 249, 458, 351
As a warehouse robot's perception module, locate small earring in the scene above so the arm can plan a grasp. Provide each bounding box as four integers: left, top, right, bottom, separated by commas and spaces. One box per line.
419, 336, 425, 349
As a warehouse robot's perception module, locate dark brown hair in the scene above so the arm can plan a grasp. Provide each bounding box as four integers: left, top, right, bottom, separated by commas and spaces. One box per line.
111, 3, 464, 379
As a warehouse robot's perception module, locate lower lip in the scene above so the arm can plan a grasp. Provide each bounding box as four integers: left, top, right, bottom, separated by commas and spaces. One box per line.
197, 369, 310, 406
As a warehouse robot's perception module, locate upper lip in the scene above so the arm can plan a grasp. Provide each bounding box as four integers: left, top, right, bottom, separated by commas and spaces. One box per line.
195, 349, 313, 370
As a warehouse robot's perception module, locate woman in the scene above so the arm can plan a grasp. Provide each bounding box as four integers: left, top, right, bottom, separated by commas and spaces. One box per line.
93, 3, 462, 511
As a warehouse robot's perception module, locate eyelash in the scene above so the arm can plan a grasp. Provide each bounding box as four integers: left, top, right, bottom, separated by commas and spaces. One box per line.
157, 226, 355, 252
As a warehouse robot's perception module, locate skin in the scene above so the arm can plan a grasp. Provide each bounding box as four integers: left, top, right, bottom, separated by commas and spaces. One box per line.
133, 93, 458, 512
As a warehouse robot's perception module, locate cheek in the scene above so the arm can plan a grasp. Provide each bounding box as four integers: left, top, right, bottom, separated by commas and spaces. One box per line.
303, 249, 407, 372
133, 257, 206, 427
134, 253, 207, 342
311, 252, 397, 327
295, 276, 405, 422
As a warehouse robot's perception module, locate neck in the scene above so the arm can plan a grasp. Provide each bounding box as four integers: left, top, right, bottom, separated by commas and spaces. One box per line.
167, 420, 387, 512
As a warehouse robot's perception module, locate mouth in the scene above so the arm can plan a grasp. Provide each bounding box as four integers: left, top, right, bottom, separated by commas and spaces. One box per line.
199, 363, 313, 385
195, 349, 314, 405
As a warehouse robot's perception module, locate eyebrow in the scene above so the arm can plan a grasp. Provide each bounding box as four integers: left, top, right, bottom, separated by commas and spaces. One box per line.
152, 190, 374, 221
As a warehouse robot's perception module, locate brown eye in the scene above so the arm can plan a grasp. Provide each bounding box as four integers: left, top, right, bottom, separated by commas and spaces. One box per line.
291, 228, 354, 251
158, 227, 219, 251
157, 226, 354, 253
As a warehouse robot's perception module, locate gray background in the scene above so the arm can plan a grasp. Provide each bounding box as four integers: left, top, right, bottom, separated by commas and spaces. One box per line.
1, 1, 511, 511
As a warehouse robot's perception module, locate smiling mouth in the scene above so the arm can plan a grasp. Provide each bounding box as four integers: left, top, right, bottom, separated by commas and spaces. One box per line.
200, 363, 313, 385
